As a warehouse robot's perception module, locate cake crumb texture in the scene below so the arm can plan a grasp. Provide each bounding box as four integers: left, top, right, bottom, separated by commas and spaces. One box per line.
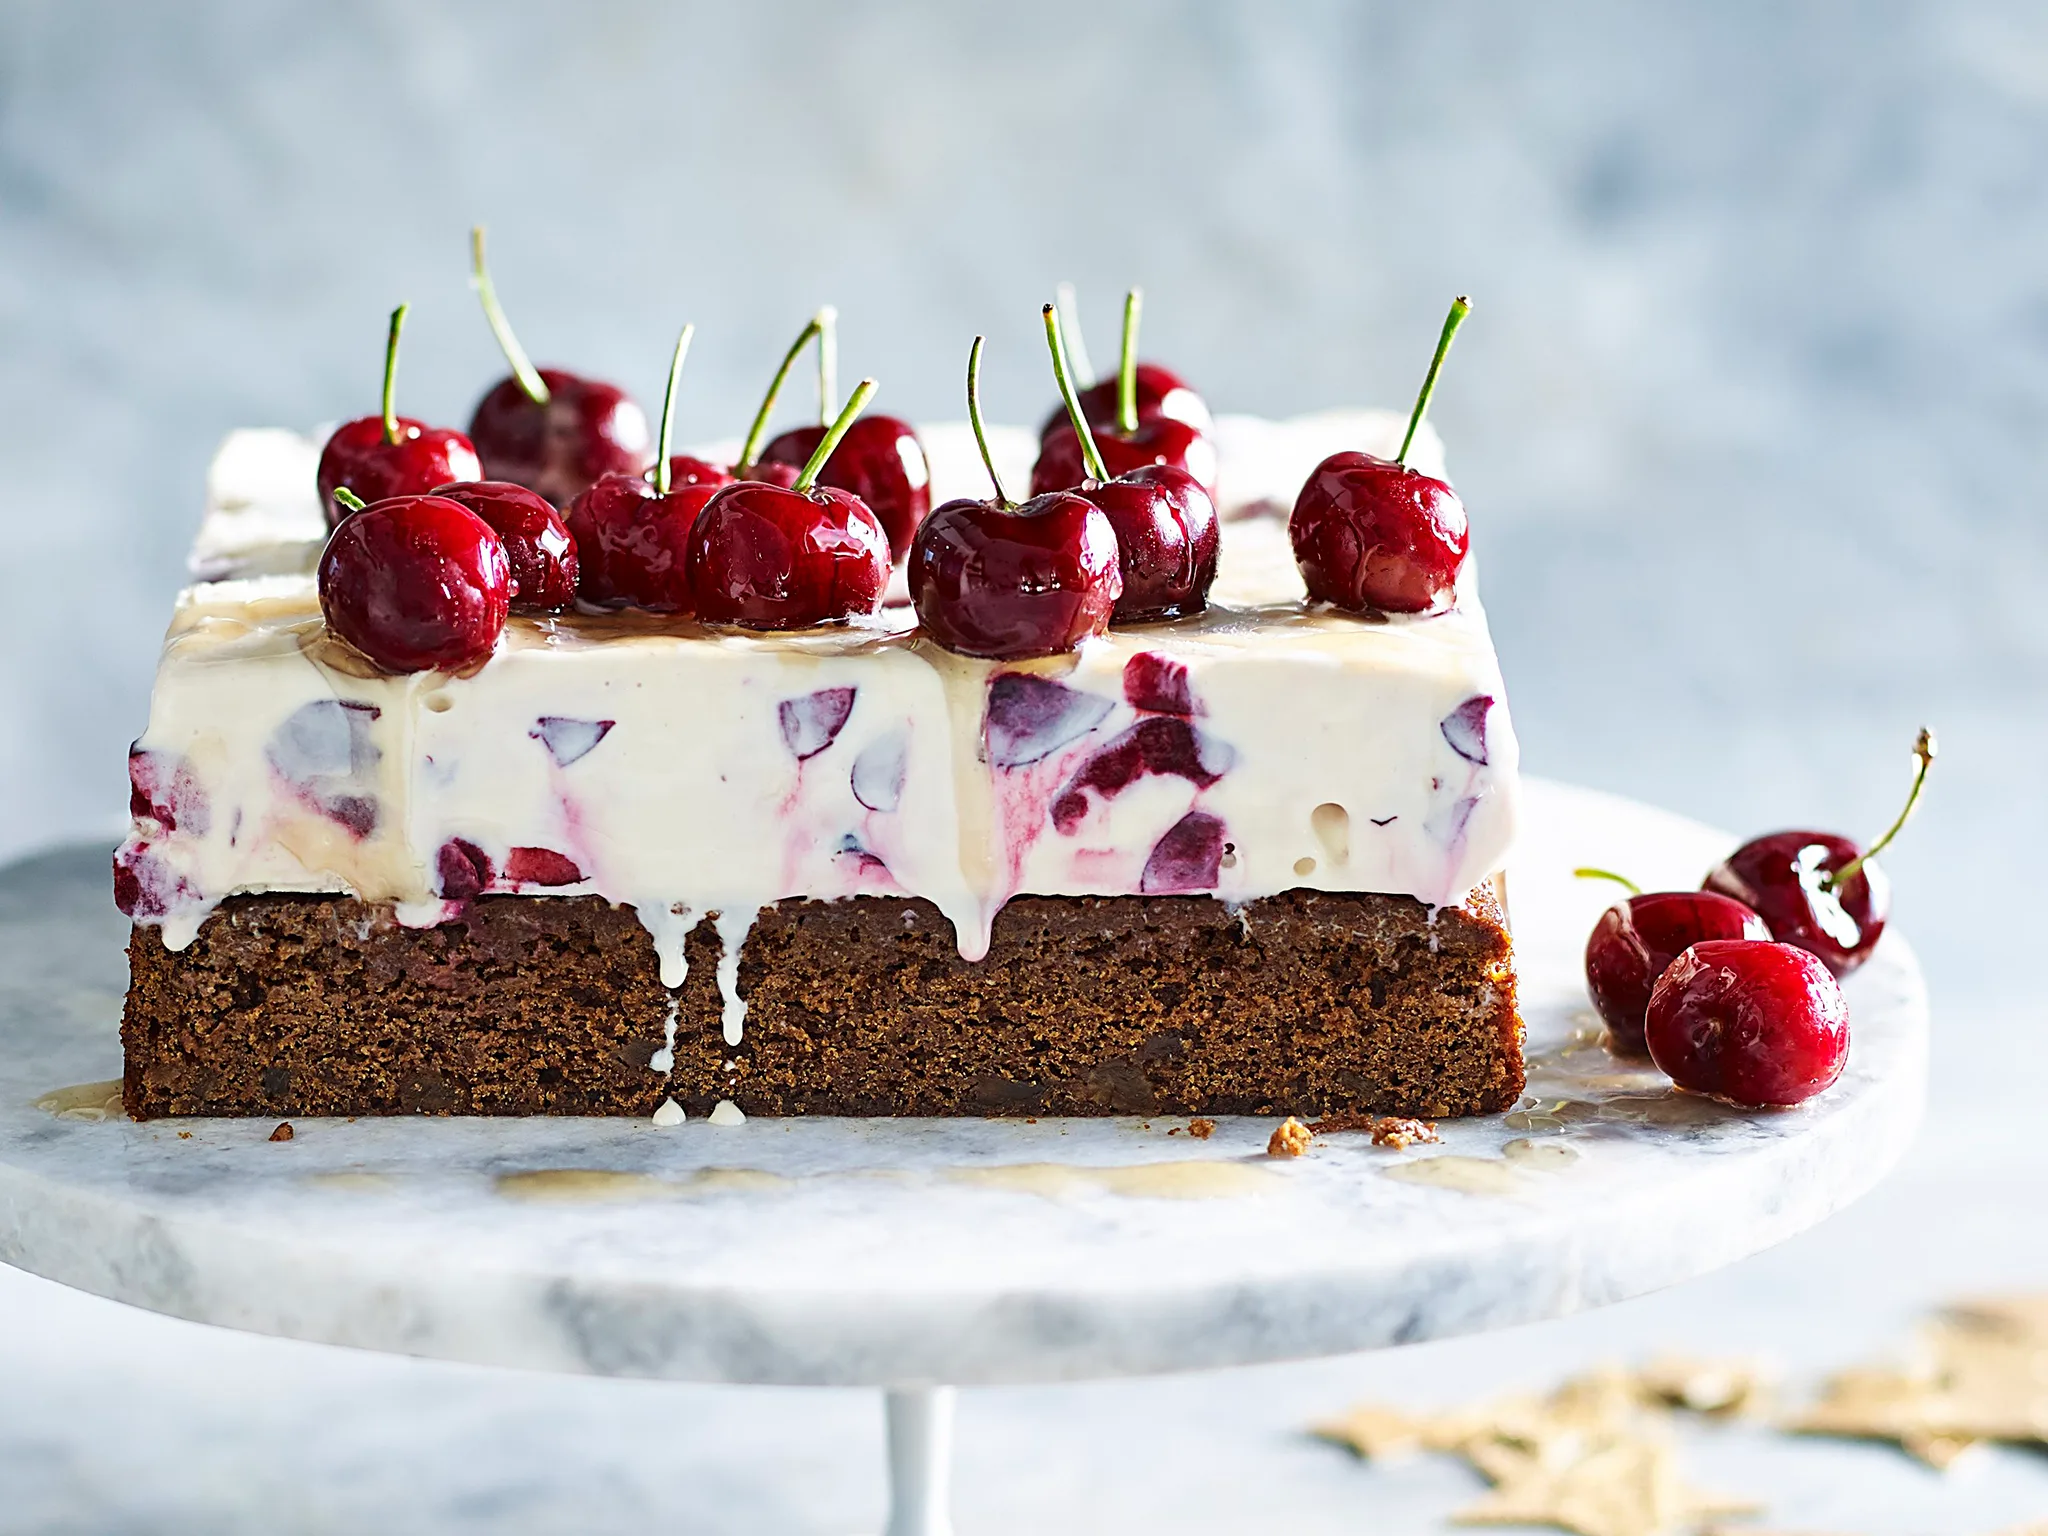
123, 885, 1522, 1120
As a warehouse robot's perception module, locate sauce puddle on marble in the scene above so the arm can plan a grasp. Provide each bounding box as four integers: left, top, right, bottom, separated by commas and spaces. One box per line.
1383, 1139, 1582, 1197
492, 1158, 1272, 1205
32, 1080, 124, 1122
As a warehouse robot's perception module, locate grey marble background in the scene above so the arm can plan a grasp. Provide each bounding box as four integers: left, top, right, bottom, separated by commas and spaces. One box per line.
3, 0, 2046, 1529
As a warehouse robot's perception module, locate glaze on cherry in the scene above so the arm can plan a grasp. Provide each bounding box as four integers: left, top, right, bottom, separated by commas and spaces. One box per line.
318, 494, 510, 672
1584, 889, 1770, 1055
1645, 939, 1849, 1108
433, 480, 578, 611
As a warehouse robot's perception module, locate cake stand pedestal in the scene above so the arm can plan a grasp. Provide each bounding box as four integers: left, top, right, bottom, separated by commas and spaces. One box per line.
0, 781, 1928, 1533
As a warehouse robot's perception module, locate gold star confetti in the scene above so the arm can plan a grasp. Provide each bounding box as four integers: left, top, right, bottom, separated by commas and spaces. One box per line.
1790, 1294, 2048, 1466
1315, 1364, 1759, 1536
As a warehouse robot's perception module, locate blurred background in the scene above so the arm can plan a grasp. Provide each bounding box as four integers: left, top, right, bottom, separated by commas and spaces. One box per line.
3, 0, 2046, 1530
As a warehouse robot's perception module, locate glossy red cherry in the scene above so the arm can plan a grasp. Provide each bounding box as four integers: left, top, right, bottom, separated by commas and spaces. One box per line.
687, 378, 893, 630
463, 229, 651, 507
432, 480, 578, 611
910, 331, 1122, 660
562, 324, 708, 613
1584, 887, 1770, 1055
1645, 940, 1849, 1108
318, 494, 509, 672
1289, 298, 1474, 616
911, 492, 1121, 658
317, 305, 482, 528
1290, 450, 1469, 614
1701, 729, 1935, 979
563, 474, 703, 612
760, 414, 932, 561
468, 369, 650, 508
1079, 464, 1219, 623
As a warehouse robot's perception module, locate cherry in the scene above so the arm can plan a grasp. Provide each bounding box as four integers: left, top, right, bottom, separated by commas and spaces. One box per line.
464, 228, 650, 507
318, 492, 509, 673
1289, 296, 1473, 615
1577, 869, 1770, 1056
910, 334, 1122, 659
1036, 286, 1213, 439
432, 480, 578, 611
1036, 301, 1218, 622
1031, 290, 1217, 498
687, 378, 893, 630
760, 417, 932, 562
565, 325, 709, 613
1703, 728, 1936, 978
317, 304, 483, 528
1645, 939, 1850, 1108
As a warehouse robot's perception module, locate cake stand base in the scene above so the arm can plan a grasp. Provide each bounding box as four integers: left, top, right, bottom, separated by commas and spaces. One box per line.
885, 1388, 955, 1536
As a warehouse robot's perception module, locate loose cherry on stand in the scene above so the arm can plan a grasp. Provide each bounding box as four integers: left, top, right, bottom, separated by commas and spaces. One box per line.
686, 378, 893, 629
1645, 939, 1850, 1108
1288, 296, 1474, 615
910, 332, 1123, 660
463, 226, 652, 507
1576, 867, 1770, 1056
1035, 282, 1214, 440
1703, 727, 1937, 978
563, 325, 708, 612
318, 488, 510, 673
430, 480, 578, 612
759, 308, 933, 562
316, 304, 483, 528
1030, 289, 1218, 498
1039, 301, 1220, 623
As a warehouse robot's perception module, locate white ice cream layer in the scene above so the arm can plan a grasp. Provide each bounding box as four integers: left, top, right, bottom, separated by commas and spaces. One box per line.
119, 413, 1516, 1009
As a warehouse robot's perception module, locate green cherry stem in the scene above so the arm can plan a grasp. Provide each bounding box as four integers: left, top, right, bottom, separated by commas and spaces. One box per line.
380, 303, 409, 447
332, 487, 367, 515
1396, 295, 1471, 468
1826, 726, 1938, 891
1043, 302, 1111, 483
652, 323, 695, 497
1055, 282, 1094, 387
1573, 867, 1642, 896
737, 312, 828, 474
469, 226, 549, 406
816, 304, 839, 426
966, 335, 1012, 509
794, 378, 879, 494
1116, 287, 1143, 436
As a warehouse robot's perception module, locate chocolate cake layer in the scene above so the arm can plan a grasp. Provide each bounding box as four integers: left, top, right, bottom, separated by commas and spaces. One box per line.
122, 886, 1522, 1120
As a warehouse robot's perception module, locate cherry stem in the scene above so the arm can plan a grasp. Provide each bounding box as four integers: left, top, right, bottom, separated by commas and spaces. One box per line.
332, 487, 367, 514
737, 313, 828, 473
966, 335, 1011, 509
1573, 867, 1642, 896
1043, 302, 1111, 482
653, 323, 695, 497
469, 226, 549, 407
1116, 287, 1142, 436
1396, 295, 1471, 468
1055, 283, 1094, 387
816, 304, 839, 426
1827, 726, 1938, 891
794, 378, 878, 494
380, 303, 408, 447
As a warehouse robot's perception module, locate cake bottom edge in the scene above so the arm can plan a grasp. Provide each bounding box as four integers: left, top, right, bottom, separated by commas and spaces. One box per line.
121, 885, 1524, 1121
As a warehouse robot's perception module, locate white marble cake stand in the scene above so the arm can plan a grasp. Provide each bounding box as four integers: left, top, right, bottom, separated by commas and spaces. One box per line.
0, 780, 1927, 1534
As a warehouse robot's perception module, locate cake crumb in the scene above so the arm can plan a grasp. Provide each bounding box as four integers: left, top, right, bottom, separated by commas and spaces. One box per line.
1307, 1111, 1440, 1148
268, 1122, 294, 1142
1267, 1117, 1312, 1158
177, 1130, 192, 1140
651, 1097, 686, 1128
1188, 1118, 1216, 1140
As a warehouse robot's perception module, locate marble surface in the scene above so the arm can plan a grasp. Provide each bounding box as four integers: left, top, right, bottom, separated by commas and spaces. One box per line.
0, 779, 1926, 1388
